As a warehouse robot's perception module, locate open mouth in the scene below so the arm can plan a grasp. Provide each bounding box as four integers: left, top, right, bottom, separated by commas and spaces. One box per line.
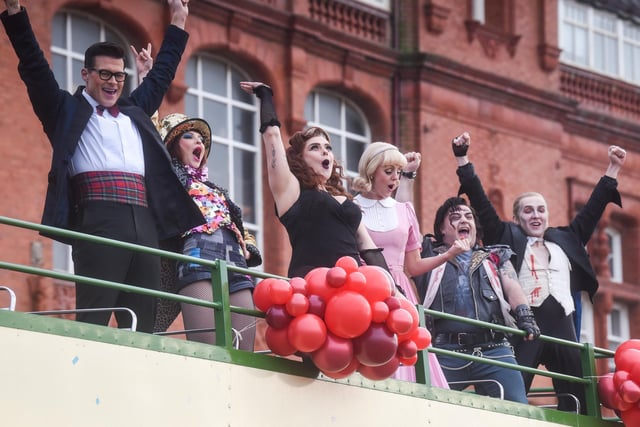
102, 88, 117, 96
193, 147, 203, 162
457, 226, 470, 238
322, 159, 331, 169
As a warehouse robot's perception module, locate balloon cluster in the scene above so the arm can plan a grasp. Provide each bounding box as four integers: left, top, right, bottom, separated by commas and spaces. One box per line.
598, 339, 640, 426
254, 256, 432, 380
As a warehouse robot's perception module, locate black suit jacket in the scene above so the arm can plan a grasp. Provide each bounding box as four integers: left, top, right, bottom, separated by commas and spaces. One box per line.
1, 7, 204, 243
457, 163, 621, 300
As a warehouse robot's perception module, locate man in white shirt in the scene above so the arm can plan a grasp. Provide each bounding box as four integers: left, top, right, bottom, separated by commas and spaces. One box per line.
452, 132, 625, 413
1, 0, 204, 332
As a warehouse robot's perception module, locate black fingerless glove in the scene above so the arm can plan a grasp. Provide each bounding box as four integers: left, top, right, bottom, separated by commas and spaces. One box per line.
451, 136, 469, 157
253, 85, 281, 133
515, 304, 540, 339
360, 248, 389, 271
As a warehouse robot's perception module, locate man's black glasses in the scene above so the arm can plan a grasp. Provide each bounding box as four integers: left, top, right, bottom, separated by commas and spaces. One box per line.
88, 68, 128, 82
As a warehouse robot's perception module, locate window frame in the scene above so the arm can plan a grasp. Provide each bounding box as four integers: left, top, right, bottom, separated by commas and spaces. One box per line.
183, 53, 263, 256
607, 301, 630, 370
559, 0, 640, 85
605, 226, 623, 283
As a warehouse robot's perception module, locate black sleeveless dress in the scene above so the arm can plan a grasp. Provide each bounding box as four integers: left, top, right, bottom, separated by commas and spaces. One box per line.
279, 189, 361, 278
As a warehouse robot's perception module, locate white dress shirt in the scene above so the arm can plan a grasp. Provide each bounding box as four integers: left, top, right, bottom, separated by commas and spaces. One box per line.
68, 90, 145, 176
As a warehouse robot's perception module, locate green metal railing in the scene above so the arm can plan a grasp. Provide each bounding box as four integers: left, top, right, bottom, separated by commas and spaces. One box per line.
0, 215, 616, 420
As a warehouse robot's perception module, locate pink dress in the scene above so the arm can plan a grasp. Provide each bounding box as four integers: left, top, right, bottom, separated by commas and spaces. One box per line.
355, 195, 449, 388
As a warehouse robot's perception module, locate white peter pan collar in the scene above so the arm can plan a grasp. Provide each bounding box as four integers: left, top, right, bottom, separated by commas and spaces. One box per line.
355, 195, 398, 232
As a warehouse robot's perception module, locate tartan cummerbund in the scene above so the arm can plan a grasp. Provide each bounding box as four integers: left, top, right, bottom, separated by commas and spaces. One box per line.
72, 171, 148, 207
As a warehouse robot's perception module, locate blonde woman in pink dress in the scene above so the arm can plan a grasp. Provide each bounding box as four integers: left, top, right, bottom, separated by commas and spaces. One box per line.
353, 142, 469, 385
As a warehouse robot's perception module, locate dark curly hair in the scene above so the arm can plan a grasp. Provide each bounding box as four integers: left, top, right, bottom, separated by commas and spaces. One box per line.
433, 197, 483, 244
286, 126, 350, 198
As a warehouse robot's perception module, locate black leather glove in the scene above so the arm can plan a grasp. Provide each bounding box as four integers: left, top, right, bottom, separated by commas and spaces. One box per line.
451, 135, 469, 157
253, 85, 281, 133
514, 304, 540, 339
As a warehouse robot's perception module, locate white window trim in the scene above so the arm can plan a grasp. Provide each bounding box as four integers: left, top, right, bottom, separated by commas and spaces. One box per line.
607, 301, 630, 370
579, 292, 594, 344
605, 226, 623, 283
559, 0, 640, 85
472, 0, 485, 24
356, 0, 390, 11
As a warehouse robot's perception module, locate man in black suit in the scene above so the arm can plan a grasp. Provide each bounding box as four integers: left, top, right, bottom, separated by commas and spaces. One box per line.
1, 0, 203, 332
451, 132, 626, 413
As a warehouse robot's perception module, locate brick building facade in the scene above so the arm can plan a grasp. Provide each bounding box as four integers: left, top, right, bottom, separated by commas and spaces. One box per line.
0, 0, 639, 377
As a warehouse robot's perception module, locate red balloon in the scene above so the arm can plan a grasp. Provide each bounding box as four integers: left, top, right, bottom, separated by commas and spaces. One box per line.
305, 267, 338, 302
621, 405, 640, 427
396, 297, 420, 340
253, 278, 276, 312
326, 267, 348, 288
311, 332, 354, 373
630, 362, 640, 385
266, 304, 292, 329
288, 313, 327, 353
324, 291, 372, 339
615, 370, 631, 389
265, 325, 297, 356
398, 354, 418, 367
286, 293, 309, 317
353, 323, 398, 367
613, 392, 635, 412
344, 271, 367, 292
617, 339, 640, 354
620, 380, 640, 404
371, 300, 390, 323
335, 256, 359, 275
598, 373, 618, 410
386, 308, 414, 335
307, 294, 327, 318
358, 356, 401, 381
397, 339, 418, 359
289, 277, 308, 295
358, 266, 393, 303
322, 357, 361, 380
384, 296, 403, 311
615, 348, 640, 373
408, 327, 432, 350
269, 279, 293, 305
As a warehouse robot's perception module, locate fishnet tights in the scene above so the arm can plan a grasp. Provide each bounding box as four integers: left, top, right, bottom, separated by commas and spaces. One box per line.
179, 280, 256, 351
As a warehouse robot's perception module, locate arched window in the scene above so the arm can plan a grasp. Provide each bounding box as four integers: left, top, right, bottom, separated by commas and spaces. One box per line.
50, 11, 135, 272
184, 55, 261, 246
51, 10, 137, 93
304, 90, 370, 180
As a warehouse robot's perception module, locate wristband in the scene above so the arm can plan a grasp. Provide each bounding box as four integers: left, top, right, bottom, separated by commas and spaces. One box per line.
401, 171, 417, 179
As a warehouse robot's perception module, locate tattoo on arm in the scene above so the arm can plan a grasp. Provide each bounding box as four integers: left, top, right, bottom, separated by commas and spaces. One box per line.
499, 261, 519, 281
270, 146, 277, 169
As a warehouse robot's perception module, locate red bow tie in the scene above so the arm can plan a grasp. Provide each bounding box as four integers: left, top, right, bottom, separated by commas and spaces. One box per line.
96, 104, 120, 117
